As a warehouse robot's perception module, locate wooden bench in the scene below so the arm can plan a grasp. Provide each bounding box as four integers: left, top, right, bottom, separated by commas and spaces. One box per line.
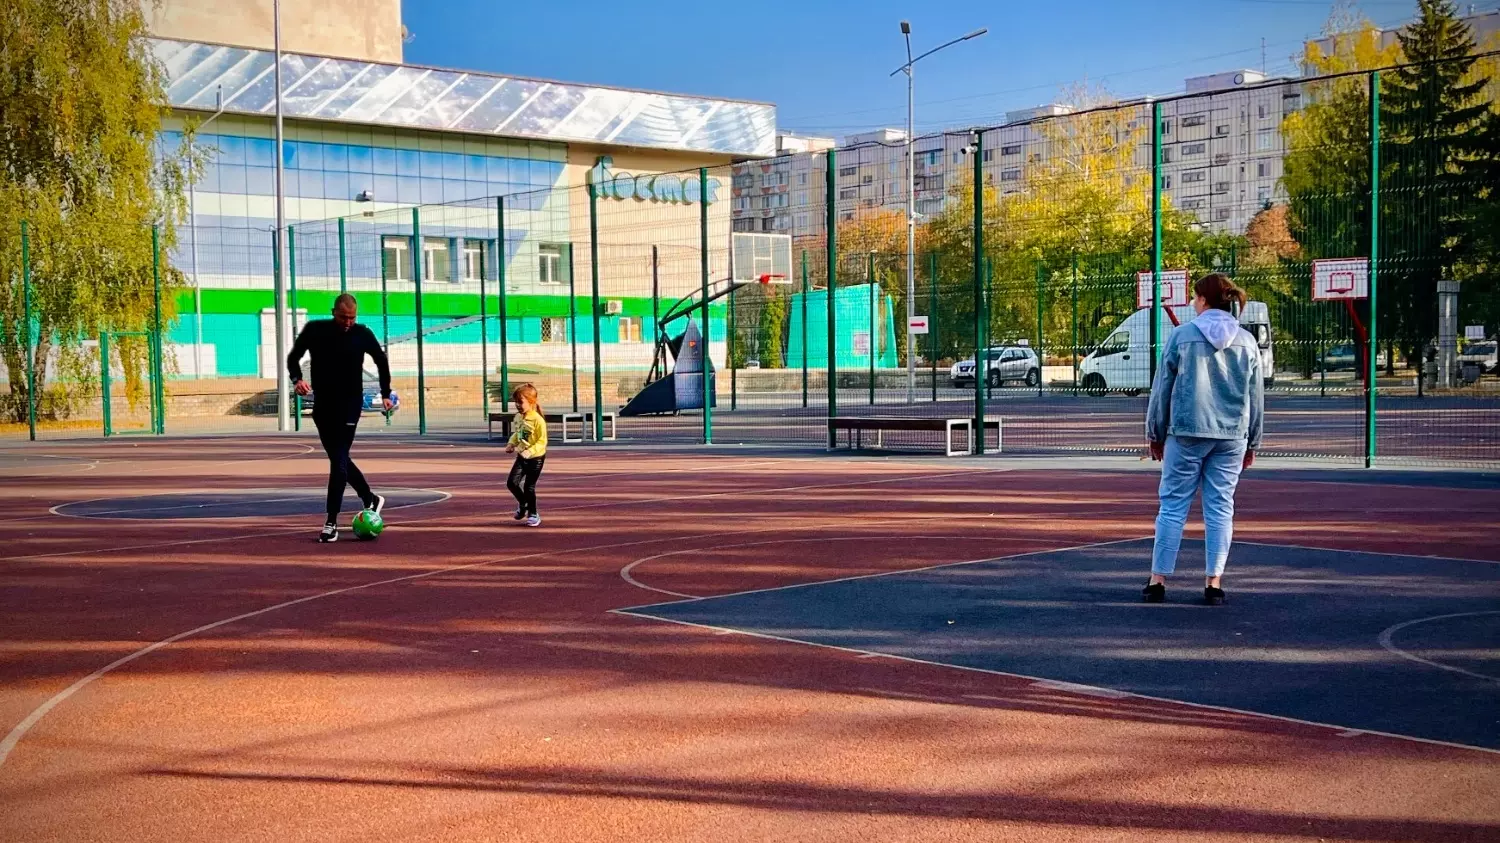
488, 411, 585, 444
828, 416, 1002, 457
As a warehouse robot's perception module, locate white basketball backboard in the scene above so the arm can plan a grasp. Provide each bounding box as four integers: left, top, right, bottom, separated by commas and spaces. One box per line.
1137, 270, 1190, 309
731, 233, 793, 285
1312, 258, 1369, 301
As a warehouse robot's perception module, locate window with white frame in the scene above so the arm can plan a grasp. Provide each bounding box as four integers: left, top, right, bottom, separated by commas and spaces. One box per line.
541, 317, 568, 343
1182, 170, 1207, 183
462, 240, 486, 283
1257, 186, 1272, 202
1257, 161, 1269, 178
422, 237, 451, 283
1001, 144, 1021, 156
618, 316, 643, 343
1256, 130, 1274, 151
1183, 142, 1207, 156
539, 243, 567, 284
381, 236, 411, 283
1181, 114, 1207, 128
1000, 168, 1021, 182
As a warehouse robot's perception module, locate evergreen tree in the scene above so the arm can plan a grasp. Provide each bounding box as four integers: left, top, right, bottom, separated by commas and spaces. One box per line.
1380, 0, 1488, 368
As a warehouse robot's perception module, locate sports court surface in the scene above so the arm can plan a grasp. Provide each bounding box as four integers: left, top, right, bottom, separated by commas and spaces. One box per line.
1, 436, 1497, 842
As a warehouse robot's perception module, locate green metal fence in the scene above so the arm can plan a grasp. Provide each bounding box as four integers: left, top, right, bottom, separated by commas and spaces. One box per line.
2, 57, 1496, 465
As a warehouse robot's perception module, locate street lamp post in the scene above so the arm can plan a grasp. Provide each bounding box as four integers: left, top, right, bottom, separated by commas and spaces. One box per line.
892, 23, 986, 403
188, 86, 225, 381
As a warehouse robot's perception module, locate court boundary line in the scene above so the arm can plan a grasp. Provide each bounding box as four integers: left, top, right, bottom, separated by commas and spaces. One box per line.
1235, 540, 1500, 567
611, 607, 1500, 758
0, 465, 1012, 769
1377, 611, 1500, 684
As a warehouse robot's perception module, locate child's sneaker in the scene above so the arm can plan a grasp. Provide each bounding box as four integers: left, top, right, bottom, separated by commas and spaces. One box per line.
525, 514, 542, 528
513, 507, 527, 521
318, 523, 339, 543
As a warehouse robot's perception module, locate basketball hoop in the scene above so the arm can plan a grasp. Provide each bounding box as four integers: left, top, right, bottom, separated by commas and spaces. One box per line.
758, 273, 788, 285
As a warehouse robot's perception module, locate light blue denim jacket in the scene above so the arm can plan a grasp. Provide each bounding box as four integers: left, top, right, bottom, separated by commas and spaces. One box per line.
1146, 309, 1264, 449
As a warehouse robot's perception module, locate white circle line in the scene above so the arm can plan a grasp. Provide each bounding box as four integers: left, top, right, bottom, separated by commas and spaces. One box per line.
1376, 610, 1500, 685
619, 534, 1009, 599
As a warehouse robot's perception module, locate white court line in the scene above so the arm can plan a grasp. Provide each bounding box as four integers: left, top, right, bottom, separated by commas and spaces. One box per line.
0, 465, 1005, 768
619, 534, 1027, 599
610, 607, 1500, 757
614, 536, 1145, 613
1377, 611, 1500, 685
1235, 540, 1500, 567
47, 488, 452, 520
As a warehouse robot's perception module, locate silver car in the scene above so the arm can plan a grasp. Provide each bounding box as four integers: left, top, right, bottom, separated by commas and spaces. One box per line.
950, 345, 1041, 388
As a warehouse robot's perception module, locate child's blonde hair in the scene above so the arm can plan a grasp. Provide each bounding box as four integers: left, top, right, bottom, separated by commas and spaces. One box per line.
511, 382, 540, 413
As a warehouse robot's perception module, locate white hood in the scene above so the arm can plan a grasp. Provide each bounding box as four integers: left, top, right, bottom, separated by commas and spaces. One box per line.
1193, 308, 1242, 351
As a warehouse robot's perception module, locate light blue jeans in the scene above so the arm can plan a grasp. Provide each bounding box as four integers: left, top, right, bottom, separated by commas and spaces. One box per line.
1152, 435, 1248, 578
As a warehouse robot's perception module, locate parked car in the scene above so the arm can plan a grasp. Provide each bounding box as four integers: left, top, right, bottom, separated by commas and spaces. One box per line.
950, 345, 1041, 389
1320, 343, 1358, 372
1077, 301, 1274, 396
1459, 340, 1497, 374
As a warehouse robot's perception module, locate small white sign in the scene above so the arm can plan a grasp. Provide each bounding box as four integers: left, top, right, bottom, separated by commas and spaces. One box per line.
908, 315, 929, 335
1466, 325, 1486, 341
1136, 270, 1190, 309
852, 331, 871, 357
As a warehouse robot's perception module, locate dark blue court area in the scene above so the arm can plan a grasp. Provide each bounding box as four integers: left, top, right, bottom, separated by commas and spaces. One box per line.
55, 488, 447, 520
621, 539, 1500, 750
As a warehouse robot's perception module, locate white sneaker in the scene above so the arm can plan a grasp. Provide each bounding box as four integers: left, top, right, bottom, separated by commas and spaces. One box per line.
369, 494, 387, 515
525, 514, 542, 527
318, 523, 339, 543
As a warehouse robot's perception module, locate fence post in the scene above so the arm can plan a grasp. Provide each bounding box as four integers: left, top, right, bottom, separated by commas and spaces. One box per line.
929, 251, 938, 403
800, 250, 808, 408
1071, 252, 1079, 397
100, 333, 111, 437
825, 149, 838, 445
288, 224, 301, 431
411, 207, 427, 435
151, 224, 166, 435
1150, 100, 1163, 384
729, 276, 737, 411
497, 196, 510, 412
1366, 71, 1380, 469
984, 256, 993, 402
699, 167, 713, 444
1036, 260, 1045, 398
480, 214, 490, 425
337, 217, 348, 293
972, 129, 985, 455
588, 181, 605, 443
652, 244, 661, 351
20, 220, 36, 440
567, 244, 579, 413
867, 252, 875, 406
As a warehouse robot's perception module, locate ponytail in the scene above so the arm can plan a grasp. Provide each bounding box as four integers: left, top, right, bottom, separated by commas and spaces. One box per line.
1194, 273, 1247, 313
511, 382, 541, 414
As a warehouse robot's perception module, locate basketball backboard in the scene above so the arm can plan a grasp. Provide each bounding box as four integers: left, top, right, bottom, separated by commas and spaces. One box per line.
732, 233, 793, 285
1312, 258, 1369, 301
1136, 270, 1190, 309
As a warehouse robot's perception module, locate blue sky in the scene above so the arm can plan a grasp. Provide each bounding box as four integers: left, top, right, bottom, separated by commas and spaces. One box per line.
402, 0, 1471, 141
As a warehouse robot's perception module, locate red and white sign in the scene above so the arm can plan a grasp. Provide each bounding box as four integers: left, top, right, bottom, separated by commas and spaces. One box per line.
1312, 258, 1369, 301
907, 315, 930, 335
1137, 270, 1191, 309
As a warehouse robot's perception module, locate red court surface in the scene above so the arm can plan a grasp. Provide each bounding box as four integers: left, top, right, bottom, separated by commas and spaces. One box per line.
1, 437, 1497, 842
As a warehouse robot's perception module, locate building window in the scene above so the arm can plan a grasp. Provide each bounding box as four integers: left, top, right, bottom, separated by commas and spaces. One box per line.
1258, 103, 1269, 119
618, 316, 643, 343
798, 173, 808, 185
422, 237, 451, 283
1163, 147, 1175, 163
1215, 124, 1230, 136
541, 317, 568, 343
1182, 170, 1206, 183
839, 166, 857, 177
1163, 174, 1173, 189
861, 174, 873, 184
539, 243, 567, 284
1000, 168, 1021, 182
1001, 144, 1021, 156
981, 149, 994, 163
1183, 143, 1206, 156
838, 187, 857, 199
1257, 186, 1272, 202
840, 211, 855, 221
462, 240, 486, 283
1161, 119, 1172, 135
381, 236, 411, 283
794, 213, 810, 231
1181, 114, 1207, 128
1256, 130, 1274, 151
1257, 161, 1269, 178
1183, 199, 1205, 211
1215, 207, 1233, 221
762, 217, 777, 231
1283, 92, 1302, 110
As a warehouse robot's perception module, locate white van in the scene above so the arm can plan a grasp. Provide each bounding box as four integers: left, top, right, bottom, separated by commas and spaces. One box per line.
1078, 302, 1273, 395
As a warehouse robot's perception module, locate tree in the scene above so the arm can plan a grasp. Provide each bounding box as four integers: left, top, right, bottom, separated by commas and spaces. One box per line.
756, 288, 788, 368
1381, 0, 1489, 370
0, 0, 194, 422
836, 210, 911, 364
1243, 204, 1301, 270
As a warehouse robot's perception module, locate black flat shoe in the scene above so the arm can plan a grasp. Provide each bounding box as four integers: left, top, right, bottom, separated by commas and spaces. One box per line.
1204, 586, 1226, 606
1142, 582, 1165, 603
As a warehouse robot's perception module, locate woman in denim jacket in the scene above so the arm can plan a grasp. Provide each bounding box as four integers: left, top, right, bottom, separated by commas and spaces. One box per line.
1143, 273, 1264, 606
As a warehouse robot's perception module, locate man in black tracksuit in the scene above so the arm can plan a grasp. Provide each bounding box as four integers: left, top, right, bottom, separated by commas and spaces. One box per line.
287, 293, 393, 542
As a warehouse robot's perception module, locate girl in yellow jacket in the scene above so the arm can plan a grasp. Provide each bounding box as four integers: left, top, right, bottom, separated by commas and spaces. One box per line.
504, 383, 548, 527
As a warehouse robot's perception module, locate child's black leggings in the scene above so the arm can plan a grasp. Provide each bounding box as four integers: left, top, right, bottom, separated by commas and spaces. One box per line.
507, 455, 546, 516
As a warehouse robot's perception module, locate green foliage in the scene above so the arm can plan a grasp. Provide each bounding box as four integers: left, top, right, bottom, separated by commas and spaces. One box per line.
756, 288, 787, 368
0, 0, 195, 422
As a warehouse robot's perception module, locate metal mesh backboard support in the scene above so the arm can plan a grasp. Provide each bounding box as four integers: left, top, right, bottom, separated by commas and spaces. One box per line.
732, 233, 792, 284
